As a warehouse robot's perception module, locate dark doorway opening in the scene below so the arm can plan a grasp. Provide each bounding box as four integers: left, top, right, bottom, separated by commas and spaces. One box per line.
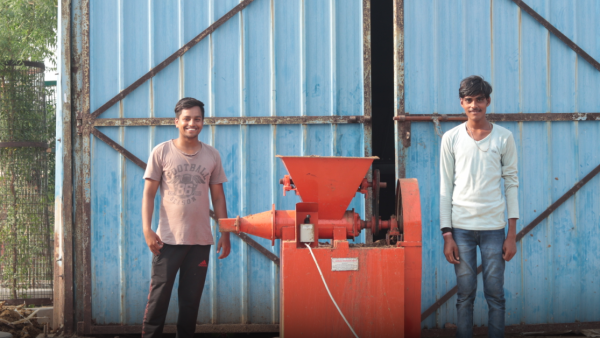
370, 0, 396, 240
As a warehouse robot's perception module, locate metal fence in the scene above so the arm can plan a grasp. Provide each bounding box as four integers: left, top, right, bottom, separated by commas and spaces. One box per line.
0, 61, 55, 305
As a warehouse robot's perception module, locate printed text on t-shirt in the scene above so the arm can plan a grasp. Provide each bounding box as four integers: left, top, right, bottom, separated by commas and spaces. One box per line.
164, 164, 210, 205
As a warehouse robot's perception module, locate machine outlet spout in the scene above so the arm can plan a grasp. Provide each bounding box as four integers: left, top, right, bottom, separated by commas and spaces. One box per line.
219, 206, 364, 244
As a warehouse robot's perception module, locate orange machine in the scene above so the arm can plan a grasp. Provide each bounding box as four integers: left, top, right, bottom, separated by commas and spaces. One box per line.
219, 156, 422, 338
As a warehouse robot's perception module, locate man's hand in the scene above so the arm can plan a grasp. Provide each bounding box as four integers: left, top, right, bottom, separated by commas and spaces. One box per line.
503, 218, 518, 262
217, 233, 231, 259
444, 235, 460, 264
144, 229, 163, 255
503, 235, 517, 261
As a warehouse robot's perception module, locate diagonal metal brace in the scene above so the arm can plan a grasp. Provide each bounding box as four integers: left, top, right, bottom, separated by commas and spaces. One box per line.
90, 128, 147, 169
90, 127, 280, 266
513, 0, 600, 72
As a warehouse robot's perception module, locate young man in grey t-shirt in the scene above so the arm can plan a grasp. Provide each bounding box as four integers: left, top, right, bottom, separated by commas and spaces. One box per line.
141, 97, 230, 338
440, 76, 519, 338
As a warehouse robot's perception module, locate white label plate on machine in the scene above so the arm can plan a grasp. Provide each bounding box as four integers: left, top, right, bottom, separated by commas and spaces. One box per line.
331, 258, 359, 271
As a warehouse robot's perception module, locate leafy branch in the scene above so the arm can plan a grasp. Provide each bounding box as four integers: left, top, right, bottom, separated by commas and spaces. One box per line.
0, 0, 57, 65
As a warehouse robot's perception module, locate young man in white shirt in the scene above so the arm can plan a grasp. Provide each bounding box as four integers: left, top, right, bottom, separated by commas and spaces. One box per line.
440, 76, 518, 338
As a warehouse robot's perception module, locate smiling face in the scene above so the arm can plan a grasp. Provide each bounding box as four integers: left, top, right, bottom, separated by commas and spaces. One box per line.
175, 106, 204, 139
460, 94, 491, 123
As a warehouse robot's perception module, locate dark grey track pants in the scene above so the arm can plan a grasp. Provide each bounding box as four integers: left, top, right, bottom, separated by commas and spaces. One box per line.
142, 244, 211, 338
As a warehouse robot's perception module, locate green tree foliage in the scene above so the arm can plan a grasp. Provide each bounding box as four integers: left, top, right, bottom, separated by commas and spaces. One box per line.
0, 63, 54, 299
0, 0, 57, 64
0, 0, 56, 299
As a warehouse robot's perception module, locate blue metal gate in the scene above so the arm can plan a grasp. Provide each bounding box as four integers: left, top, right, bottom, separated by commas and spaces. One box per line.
56, 0, 371, 334
394, 0, 600, 330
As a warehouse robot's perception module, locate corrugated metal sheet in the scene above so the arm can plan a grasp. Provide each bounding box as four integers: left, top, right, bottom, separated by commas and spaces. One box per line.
66, 0, 368, 328
401, 0, 600, 329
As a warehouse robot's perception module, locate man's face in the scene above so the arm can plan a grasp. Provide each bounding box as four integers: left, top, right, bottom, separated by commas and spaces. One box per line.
460, 95, 491, 123
175, 106, 204, 139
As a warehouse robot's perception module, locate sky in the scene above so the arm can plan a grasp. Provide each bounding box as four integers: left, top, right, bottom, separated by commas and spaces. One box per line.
44, 45, 58, 82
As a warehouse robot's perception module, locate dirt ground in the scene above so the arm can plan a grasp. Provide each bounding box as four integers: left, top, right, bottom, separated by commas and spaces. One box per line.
6, 329, 597, 338
422, 324, 600, 338
436, 333, 598, 338
16, 333, 599, 338
69, 331, 600, 338
39, 334, 592, 338
88, 335, 278, 338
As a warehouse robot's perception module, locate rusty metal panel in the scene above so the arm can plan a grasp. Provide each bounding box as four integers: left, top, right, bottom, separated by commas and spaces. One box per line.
65, 0, 370, 331
65, 0, 91, 330
394, 113, 600, 122
393, 0, 408, 180
91, 115, 371, 127
53, 0, 74, 332
400, 0, 600, 329
362, 0, 373, 243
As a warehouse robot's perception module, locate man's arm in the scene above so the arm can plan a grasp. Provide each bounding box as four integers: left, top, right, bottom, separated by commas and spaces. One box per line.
502, 134, 519, 262
439, 134, 455, 231
210, 183, 230, 259
142, 179, 163, 255
440, 134, 460, 264
502, 134, 519, 220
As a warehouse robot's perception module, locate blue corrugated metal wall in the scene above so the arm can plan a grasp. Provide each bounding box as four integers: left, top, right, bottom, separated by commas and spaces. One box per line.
402, 0, 600, 329
84, 0, 366, 326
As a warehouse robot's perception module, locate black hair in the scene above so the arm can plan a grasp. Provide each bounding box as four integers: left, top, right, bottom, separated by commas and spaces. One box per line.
459, 75, 492, 99
174, 97, 205, 119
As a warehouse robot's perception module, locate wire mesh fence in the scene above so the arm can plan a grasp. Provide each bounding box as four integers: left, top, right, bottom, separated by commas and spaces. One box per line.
0, 61, 55, 304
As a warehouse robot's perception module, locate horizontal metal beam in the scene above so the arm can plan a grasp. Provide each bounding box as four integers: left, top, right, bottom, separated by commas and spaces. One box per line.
85, 320, 600, 336
0, 141, 48, 148
1, 60, 46, 70
421, 160, 600, 322
512, 0, 600, 73
423, 321, 600, 337
0, 298, 53, 306
81, 323, 279, 334
93, 115, 371, 127
394, 113, 600, 122
90, 0, 255, 119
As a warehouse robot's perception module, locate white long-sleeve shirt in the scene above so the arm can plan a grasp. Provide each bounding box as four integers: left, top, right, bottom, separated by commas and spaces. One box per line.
440, 122, 519, 231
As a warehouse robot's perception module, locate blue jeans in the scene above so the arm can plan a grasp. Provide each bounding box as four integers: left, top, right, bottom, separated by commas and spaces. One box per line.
453, 228, 505, 338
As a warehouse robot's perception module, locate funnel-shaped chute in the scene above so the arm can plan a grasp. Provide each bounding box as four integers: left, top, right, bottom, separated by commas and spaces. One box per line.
277, 156, 378, 220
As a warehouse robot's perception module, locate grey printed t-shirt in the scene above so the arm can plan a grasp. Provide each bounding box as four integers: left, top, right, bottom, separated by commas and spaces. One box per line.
143, 140, 227, 245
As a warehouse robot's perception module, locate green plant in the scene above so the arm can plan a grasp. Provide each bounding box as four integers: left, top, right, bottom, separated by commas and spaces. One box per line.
0, 0, 57, 301
0, 0, 57, 65
0, 63, 54, 299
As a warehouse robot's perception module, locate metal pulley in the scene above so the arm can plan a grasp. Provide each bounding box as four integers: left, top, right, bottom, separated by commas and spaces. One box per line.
395, 178, 404, 234
365, 170, 403, 245
386, 179, 404, 245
